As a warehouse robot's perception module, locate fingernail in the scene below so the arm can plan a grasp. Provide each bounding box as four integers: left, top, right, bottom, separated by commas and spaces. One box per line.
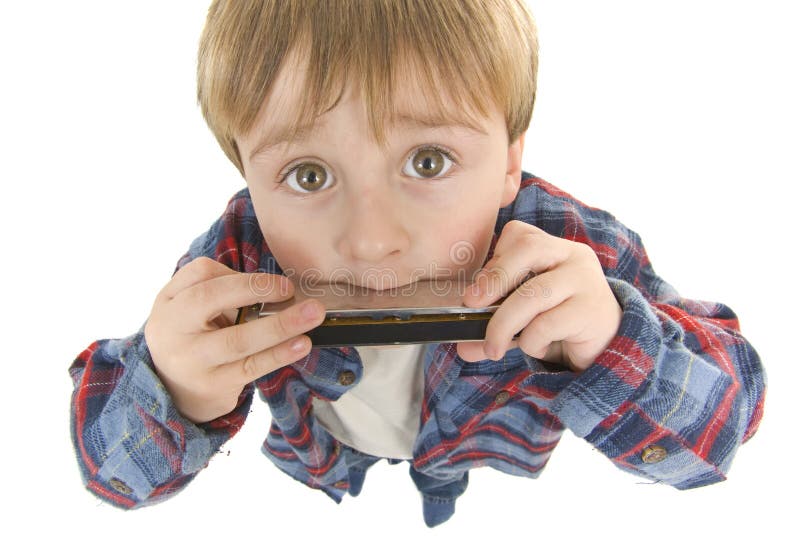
467, 282, 483, 300
301, 301, 319, 320
290, 338, 307, 353
472, 270, 488, 294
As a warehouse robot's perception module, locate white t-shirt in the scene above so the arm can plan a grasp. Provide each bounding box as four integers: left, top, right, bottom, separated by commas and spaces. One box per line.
311, 344, 427, 460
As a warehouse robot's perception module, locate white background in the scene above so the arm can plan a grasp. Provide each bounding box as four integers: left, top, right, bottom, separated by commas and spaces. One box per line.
1, 1, 797, 533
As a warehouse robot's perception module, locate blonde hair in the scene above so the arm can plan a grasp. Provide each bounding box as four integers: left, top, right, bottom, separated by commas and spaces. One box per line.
197, 0, 538, 176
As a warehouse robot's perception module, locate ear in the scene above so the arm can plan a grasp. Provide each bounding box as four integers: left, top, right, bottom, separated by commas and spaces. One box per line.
500, 132, 525, 207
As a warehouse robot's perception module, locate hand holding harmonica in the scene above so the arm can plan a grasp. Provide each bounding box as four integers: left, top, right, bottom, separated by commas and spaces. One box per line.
144, 257, 326, 424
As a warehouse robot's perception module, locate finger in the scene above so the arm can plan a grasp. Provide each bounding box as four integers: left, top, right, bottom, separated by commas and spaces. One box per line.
456, 339, 519, 363
481, 270, 570, 360
531, 341, 565, 365
463, 222, 529, 305
216, 332, 314, 385
463, 226, 569, 309
195, 298, 325, 367
173, 271, 295, 332
486, 220, 537, 259
160, 257, 240, 300
455, 341, 484, 362
516, 297, 585, 360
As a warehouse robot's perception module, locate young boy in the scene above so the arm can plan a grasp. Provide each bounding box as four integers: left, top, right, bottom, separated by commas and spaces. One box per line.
68, 0, 766, 527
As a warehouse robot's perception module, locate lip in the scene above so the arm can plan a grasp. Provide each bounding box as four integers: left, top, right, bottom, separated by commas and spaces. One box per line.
288, 266, 481, 292
317, 276, 470, 293
320, 279, 419, 292
289, 274, 423, 292
290, 277, 478, 298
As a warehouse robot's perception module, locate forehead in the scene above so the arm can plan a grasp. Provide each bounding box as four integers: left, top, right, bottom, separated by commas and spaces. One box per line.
244, 43, 495, 151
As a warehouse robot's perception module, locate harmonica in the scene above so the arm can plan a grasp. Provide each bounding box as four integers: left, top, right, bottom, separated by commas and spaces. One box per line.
235, 279, 518, 347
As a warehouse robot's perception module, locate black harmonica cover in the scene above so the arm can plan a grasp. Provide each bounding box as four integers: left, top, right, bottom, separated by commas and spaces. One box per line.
235, 279, 515, 347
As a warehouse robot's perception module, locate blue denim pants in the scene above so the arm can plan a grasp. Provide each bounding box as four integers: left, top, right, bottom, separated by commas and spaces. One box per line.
339, 444, 470, 527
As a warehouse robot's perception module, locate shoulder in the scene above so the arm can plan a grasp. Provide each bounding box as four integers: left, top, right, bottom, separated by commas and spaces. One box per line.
175, 187, 276, 274
509, 171, 619, 228
505, 171, 644, 275
216, 187, 262, 241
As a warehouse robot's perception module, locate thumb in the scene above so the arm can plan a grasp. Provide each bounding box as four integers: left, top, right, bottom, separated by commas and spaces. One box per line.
456, 339, 520, 362
456, 340, 491, 362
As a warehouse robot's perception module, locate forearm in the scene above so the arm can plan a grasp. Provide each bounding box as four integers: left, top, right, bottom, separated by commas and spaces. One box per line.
69, 325, 253, 508
505, 176, 766, 486
547, 277, 766, 488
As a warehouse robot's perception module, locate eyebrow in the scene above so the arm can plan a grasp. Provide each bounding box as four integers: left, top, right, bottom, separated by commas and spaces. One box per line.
248, 113, 488, 161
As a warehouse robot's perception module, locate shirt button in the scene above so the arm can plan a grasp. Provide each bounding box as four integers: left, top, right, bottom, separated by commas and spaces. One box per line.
641, 445, 667, 464
338, 370, 356, 386
109, 478, 133, 495
494, 390, 511, 405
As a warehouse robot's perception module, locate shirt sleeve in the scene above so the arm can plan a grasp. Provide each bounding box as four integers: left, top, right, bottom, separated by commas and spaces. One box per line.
68, 193, 257, 509
537, 188, 767, 489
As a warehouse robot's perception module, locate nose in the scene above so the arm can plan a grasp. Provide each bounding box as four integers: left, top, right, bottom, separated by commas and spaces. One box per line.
336, 189, 410, 264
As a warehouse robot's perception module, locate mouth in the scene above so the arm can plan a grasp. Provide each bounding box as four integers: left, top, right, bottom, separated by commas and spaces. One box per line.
289, 267, 481, 294
314, 279, 420, 293
290, 274, 423, 293
292, 277, 475, 298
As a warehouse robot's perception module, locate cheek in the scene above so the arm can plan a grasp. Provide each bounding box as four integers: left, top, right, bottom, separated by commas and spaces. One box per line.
249, 188, 333, 279
258, 214, 324, 280
430, 212, 497, 280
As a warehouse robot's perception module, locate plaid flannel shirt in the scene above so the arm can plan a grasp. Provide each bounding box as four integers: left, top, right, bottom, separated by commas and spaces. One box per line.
69, 172, 766, 526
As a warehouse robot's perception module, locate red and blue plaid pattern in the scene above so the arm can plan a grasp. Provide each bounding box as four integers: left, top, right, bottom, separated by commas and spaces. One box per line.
69, 172, 766, 521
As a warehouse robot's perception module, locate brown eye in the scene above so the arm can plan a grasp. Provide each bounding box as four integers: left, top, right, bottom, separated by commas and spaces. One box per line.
412, 149, 445, 178
404, 146, 455, 179
287, 163, 329, 192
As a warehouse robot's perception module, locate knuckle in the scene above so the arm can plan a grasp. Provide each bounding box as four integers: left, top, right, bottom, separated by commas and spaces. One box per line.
503, 219, 531, 234
241, 352, 262, 380
527, 278, 551, 300
518, 335, 540, 356
242, 346, 286, 380
275, 308, 301, 340
223, 324, 248, 356
494, 264, 516, 283
572, 241, 595, 259
187, 256, 217, 277
521, 317, 550, 344
518, 232, 543, 250
484, 269, 507, 293
185, 281, 209, 304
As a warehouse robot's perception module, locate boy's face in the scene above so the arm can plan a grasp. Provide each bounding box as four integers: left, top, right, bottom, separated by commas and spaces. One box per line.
236, 57, 524, 292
